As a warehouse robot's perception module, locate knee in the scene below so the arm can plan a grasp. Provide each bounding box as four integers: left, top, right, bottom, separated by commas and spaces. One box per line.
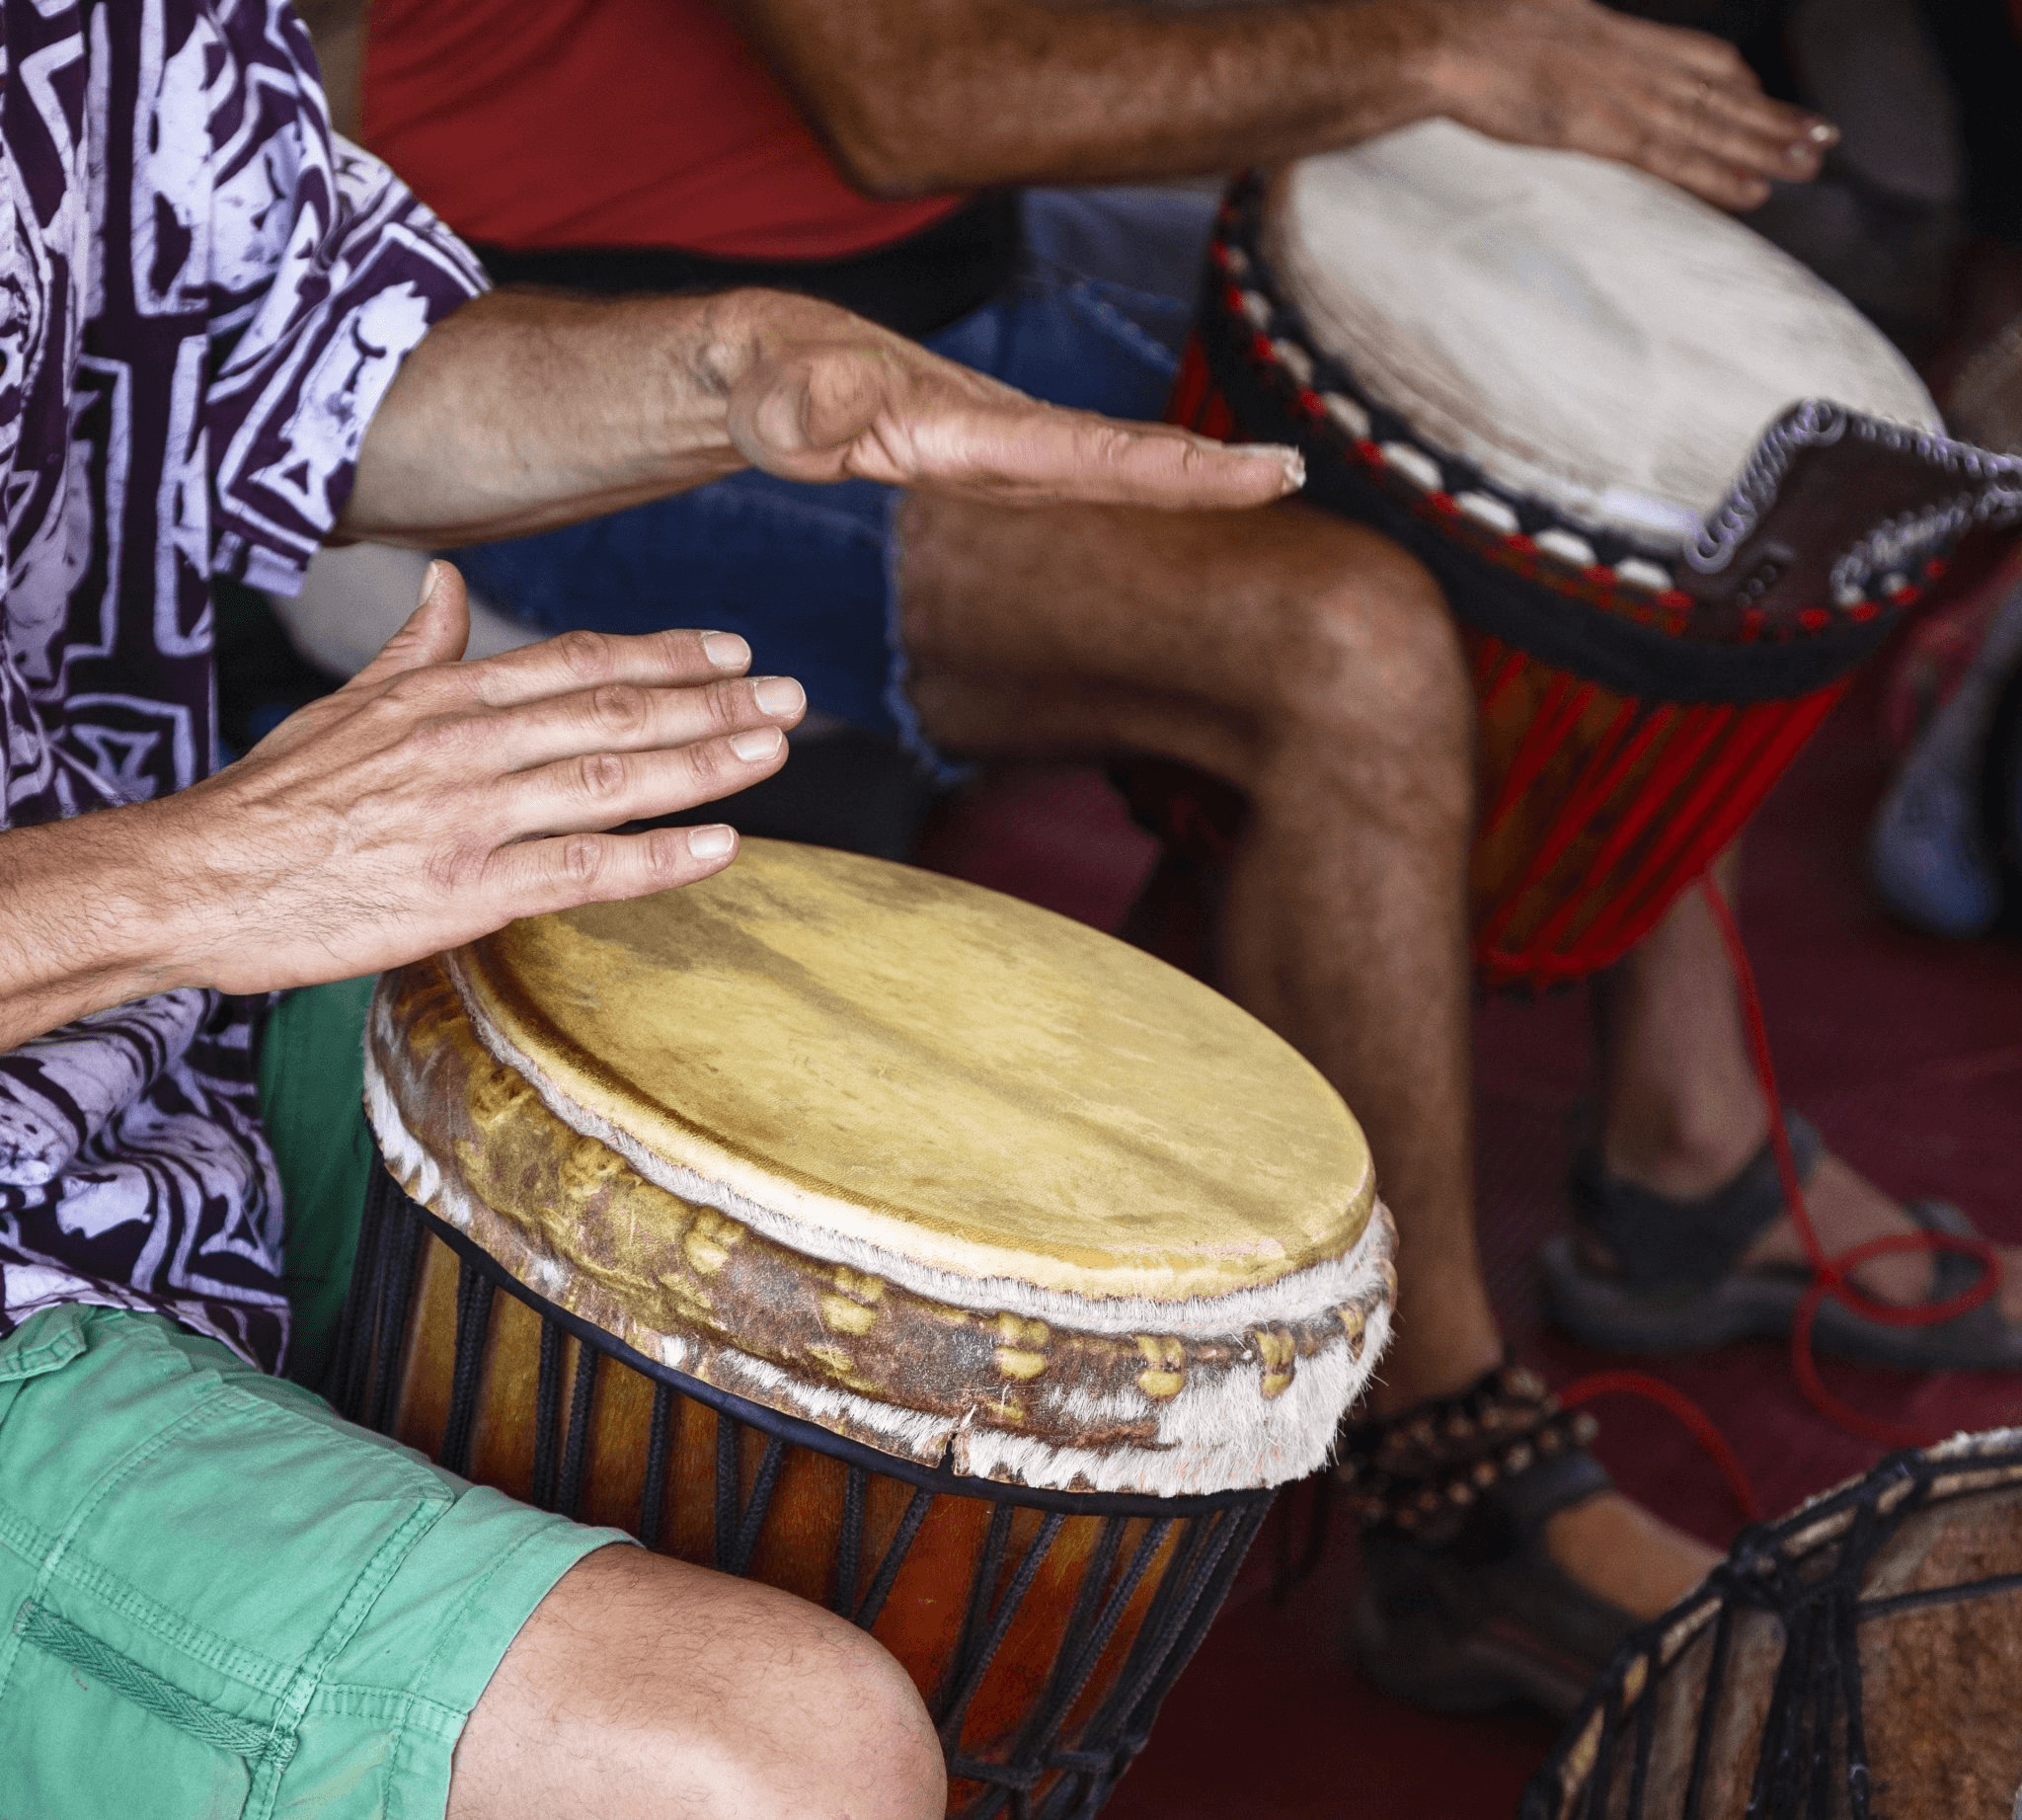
1266, 524, 1471, 754
726, 1608, 946, 1820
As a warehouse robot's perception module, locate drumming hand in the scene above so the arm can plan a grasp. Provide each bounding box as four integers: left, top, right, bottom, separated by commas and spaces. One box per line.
146, 563, 804, 995
723, 292, 1305, 508
1429, 0, 1836, 211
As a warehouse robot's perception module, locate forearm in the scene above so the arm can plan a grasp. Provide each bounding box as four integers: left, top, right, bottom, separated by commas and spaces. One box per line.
0, 809, 192, 1052
339, 287, 773, 548
718, 0, 1445, 195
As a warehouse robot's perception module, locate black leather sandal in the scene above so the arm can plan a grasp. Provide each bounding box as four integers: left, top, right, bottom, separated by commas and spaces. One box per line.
1539, 1112, 2022, 1369
1339, 1363, 1635, 1718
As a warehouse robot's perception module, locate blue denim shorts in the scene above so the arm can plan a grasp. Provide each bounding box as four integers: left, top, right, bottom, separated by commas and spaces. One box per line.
450, 189, 1217, 772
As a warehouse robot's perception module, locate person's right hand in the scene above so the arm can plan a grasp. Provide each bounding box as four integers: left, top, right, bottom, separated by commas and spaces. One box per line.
1427, 0, 1836, 211
151, 561, 804, 994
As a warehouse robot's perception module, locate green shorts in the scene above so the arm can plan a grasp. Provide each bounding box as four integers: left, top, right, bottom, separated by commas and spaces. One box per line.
0, 1304, 627, 1820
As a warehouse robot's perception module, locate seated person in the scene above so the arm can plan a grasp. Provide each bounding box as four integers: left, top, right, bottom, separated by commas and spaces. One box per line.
0, 7, 1295, 1813
353, 0, 2022, 1715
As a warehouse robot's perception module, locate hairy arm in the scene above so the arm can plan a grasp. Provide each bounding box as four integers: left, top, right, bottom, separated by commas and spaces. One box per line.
716, 0, 1834, 210
336, 284, 1300, 547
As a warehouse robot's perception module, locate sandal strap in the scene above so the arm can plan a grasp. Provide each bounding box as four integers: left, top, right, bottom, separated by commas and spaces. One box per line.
1336, 1361, 1604, 1545
1567, 1111, 1825, 1298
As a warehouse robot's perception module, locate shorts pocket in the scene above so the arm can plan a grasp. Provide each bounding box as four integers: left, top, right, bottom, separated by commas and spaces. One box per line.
3, 1599, 264, 1820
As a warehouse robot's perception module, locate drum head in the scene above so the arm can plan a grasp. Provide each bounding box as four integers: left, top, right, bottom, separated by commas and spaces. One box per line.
446, 838, 1372, 1302
1266, 120, 1941, 545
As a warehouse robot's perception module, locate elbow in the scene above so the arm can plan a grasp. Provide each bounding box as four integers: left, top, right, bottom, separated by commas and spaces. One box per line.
814, 99, 968, 199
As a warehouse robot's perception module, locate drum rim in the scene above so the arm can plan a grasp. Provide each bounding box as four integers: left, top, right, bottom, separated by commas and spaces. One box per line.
396, 1180, 1279, 1522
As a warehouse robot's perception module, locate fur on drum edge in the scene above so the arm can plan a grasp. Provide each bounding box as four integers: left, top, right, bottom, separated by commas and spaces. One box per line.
363, 1006, 1396, 1504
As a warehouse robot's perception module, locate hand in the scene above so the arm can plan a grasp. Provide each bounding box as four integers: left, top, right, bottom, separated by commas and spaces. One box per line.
1427, 0, 1836, 211
151, 563, 806, 994
720, 291, 1305, 508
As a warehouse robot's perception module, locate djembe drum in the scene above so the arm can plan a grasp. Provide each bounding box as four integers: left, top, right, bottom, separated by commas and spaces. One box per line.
1523, 1428, 2022, 1819
1167, 119, 2022, 990
335, 838, 1394, 1818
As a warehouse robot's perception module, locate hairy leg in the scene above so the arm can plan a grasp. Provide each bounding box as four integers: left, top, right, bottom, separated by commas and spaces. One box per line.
901, 493, 1716, 1618
902, 493, 1498, 1408
449, 1544, 945, 1820
1598, 852, 2022, 1317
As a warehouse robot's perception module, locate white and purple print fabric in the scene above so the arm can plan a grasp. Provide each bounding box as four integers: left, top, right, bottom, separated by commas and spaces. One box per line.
0, 0, 483, 1370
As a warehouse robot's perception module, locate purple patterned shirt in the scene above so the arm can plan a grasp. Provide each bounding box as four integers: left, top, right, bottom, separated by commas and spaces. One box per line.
0, 0, 484, 1370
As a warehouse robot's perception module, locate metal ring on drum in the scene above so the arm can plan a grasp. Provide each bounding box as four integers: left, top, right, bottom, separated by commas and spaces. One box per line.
339, 838, 1395, 1817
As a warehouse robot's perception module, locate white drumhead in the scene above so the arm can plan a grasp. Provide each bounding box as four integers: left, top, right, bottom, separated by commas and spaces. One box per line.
1265, 119, 1941, 546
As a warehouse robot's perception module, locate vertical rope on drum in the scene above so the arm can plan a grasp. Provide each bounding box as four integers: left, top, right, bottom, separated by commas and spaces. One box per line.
724, 1435, 788, 1578
637, 1381, 675, 1549
1623, 1639, 1660, 1819
832, 1463, 869, 1617
331, 1160, 389, 1419
529, 1319, 567, 1510
368, 1185, 425, 1438
712, 1412, 741, 1573
941, 1504, 1015, 1730
996, 1515, 1129, 1792
852, 1485, 936, 1630
1679, 1594, 1739, 1820
1584, 1664, 1624, 1818
557, 1344, 600, 1520
1478, 673, 1588, 844
437, 1255, 495, 1476
935, 1512, 1067, 1751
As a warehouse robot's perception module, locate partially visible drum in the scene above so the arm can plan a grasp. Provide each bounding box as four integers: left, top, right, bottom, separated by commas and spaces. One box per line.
1524, 1430, 2022, 1820
339, 839, 1393, 1817
1169, 120, 2022, 989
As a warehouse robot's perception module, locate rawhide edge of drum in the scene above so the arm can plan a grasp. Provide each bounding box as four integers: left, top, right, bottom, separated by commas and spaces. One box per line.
1523, 1429, 2022, 1820
1186, 120, 2022, 705
362, 837, 1394, 1501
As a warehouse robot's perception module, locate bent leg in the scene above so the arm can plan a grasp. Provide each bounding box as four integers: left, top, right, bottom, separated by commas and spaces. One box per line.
901, 492, 1498, 1408
450, 1545, 943, 1820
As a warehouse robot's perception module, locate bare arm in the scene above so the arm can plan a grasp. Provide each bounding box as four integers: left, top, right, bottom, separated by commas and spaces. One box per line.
337, 285, 1300, 548
716, 0, 1834, 211
0, 570, 806, 1052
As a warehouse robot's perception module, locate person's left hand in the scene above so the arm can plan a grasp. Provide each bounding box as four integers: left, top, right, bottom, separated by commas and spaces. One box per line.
721, 290, 1303, 509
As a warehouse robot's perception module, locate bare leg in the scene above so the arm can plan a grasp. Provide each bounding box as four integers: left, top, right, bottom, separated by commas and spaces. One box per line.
449, 1544, 944, 1820
900, 494, 1711, 1618
1598, 853, 2022, 1317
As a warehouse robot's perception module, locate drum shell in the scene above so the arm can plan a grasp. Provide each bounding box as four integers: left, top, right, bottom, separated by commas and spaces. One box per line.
335, 1178, 1271, 1820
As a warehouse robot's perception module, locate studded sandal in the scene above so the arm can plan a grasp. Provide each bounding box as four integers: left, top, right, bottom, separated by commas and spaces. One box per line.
1339, 1363, 1632, 1718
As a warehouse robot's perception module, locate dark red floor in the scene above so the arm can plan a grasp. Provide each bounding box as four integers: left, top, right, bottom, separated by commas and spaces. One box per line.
919, 669, 2022, 1817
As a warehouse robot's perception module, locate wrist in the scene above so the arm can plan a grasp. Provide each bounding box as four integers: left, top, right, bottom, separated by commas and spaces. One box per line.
1352, 0, 1475, 136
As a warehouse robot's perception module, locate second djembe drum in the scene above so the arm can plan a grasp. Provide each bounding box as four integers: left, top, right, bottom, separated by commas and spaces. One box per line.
337, 838, 1394, 1818
1167, 119, 2022, 989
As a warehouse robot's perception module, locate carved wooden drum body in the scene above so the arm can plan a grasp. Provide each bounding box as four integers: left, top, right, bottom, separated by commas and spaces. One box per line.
1171, 120, 2022, 989
340, 840, 1394, 1817
1525, 1430, 2022, 1820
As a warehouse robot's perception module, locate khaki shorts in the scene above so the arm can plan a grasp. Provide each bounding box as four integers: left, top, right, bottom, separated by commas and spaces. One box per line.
0, 1303, 626, 1820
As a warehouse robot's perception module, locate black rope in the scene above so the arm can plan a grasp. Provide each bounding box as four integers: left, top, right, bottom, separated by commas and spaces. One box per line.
558, 1343, 600, 1520
367, 1174, 424, 1436
934, 1511, 1067, 1750
529, 1317, 566, 1511
724, 1435, 789, 1579
329, 1163, 389, 1417
436, 1256, 495, 1477
854, 1485, 936, 1631
831, 1463, 868, 1618
638, 1381, 675, 1550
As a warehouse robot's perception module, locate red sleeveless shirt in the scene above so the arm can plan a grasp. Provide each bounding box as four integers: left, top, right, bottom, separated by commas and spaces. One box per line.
363, 0, 963, 259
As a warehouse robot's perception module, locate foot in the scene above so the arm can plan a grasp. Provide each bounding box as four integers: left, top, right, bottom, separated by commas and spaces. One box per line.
1343, 1364, 1718, 1717
1544, 1488, 1718, 1623
1630, 1141, 2021, 1322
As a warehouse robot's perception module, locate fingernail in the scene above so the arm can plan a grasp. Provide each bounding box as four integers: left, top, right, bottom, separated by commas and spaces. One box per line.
688, 825, 736, 860
702, 632, 750, 671
730, 727, 784, 762
753, 676, 805, 717
1232, 442, 1305, 491
419, 559, 442, 605
1807, 119, 1838, 146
